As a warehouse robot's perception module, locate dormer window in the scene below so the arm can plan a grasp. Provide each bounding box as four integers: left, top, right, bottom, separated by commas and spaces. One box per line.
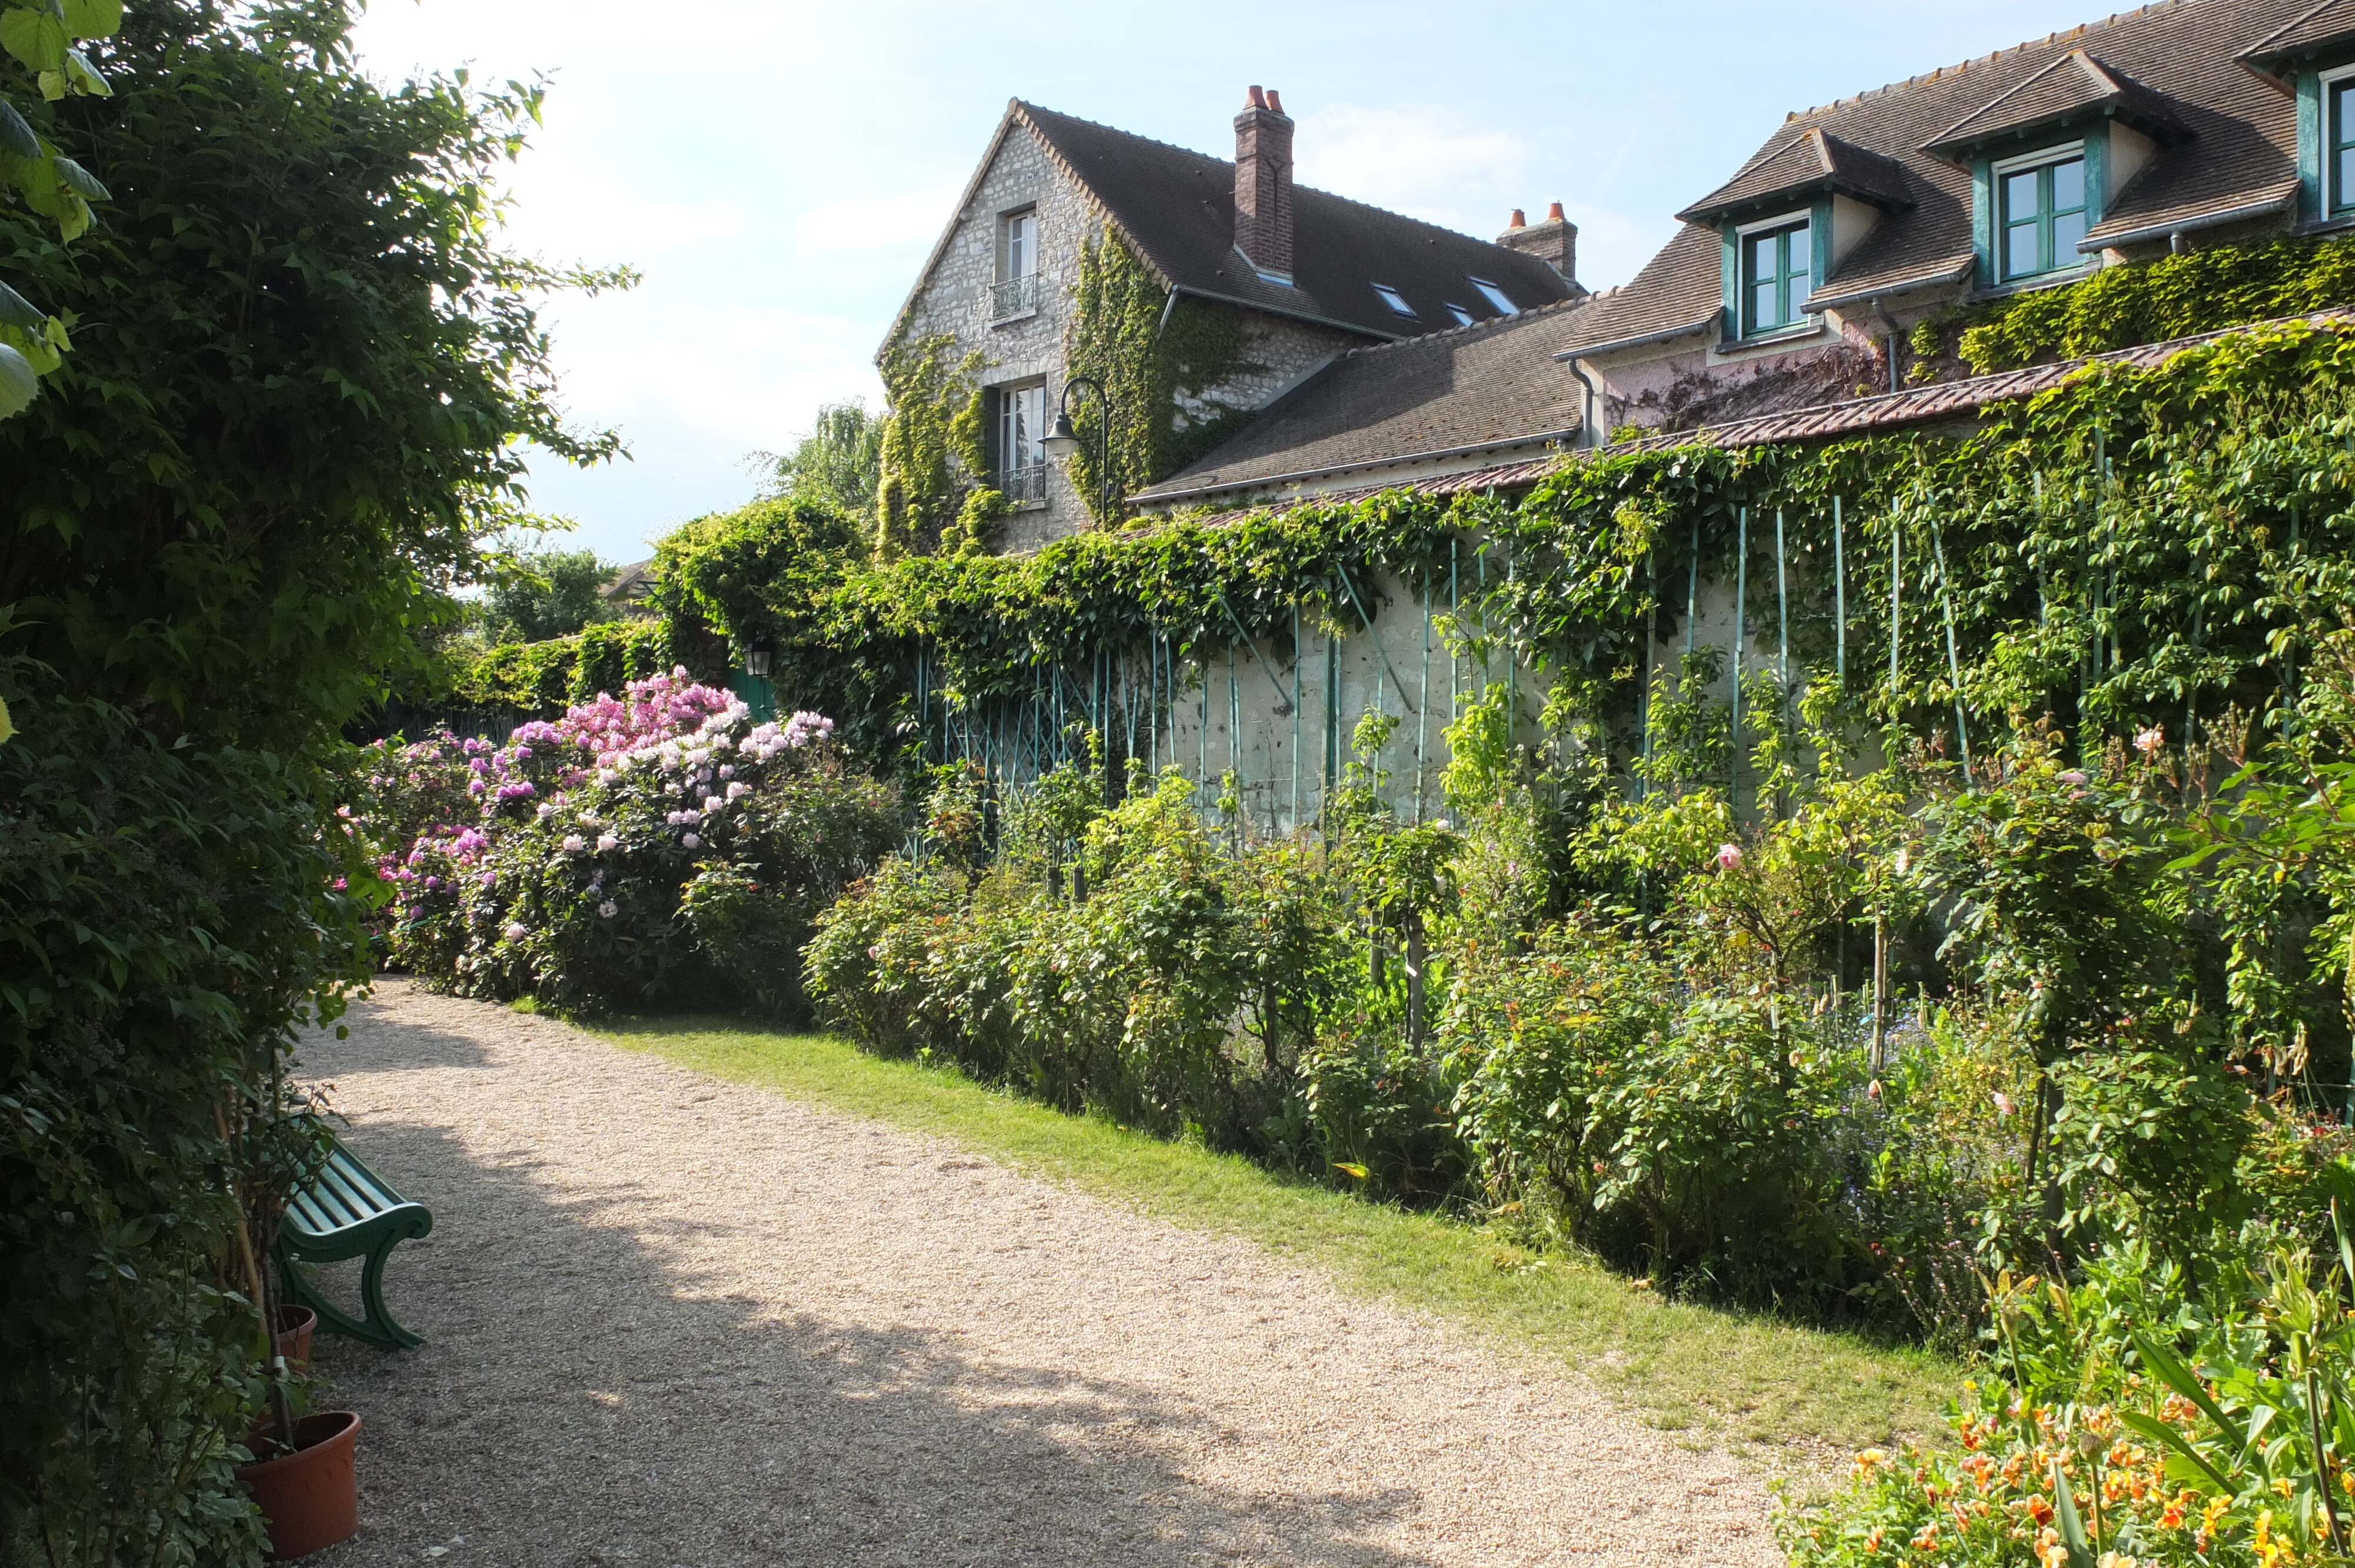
1739, 215, 1814, 335
1444, 302, 1475, 327
1372, 282, 1417, 318
1995, 147, 2088, 281
1469, 277, 1517, 314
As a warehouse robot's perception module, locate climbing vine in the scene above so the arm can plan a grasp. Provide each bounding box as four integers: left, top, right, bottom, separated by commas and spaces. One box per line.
873, 329, 986, 560
652, 317, 2355, 792
1064, 230, 1255, 524
1907, 232, 2355, 378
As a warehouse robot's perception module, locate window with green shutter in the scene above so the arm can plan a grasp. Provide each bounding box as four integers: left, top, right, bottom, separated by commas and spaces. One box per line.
2332, 76, 2355, 215
1739, 218, 1813, 336
1996, 151, 2088, 282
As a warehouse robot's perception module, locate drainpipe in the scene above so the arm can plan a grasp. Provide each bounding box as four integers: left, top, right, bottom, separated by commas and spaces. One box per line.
1870, 298, 1904, 394
2170, 231, 2188, 256
1569, 356, 1604, 446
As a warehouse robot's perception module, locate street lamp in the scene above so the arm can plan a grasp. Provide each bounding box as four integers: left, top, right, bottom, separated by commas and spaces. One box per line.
1042, 374, 1115, 519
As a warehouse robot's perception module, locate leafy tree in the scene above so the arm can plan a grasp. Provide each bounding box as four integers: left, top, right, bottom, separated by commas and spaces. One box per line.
1, 0, 122, 416
760, 398, 883, 522
485, 546, 618, 644
2, 2, 622, 1556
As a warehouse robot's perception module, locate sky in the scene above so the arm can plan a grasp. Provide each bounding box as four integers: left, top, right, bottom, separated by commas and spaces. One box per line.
351, 0, 2117, 566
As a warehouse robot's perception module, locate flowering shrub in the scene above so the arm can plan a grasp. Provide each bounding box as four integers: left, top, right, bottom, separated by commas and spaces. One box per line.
349, 672, 898, 1017
1781, 1241, 2355, 1568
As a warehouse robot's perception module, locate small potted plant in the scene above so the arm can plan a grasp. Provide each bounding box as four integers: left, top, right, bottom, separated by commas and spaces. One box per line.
227, 1077, 363, 1559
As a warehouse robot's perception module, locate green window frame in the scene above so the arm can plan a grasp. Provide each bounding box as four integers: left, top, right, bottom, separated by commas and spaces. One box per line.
2331, 74, 2355, 215
1996, 152, 2089, 282
1739, 218, 1813, 336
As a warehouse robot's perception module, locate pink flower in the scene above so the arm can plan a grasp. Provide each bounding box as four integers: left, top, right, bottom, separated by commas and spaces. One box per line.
1716, 842, 1743, 871
2135, 725, 2165, 756
726, 781, 748, 800
562, 834, 585, 853
596, 833, 618, 852
2059, 769, 2087, 785
1993, 1091, 2016, 1117
703, 795, 724, 813
681, 832, 702, 849
503, 922, 529, 942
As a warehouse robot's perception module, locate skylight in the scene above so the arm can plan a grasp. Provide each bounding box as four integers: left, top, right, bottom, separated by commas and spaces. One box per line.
1371, 283, 1417, 318
1469, 277, 1517, 315
1445, 302, 1475, 327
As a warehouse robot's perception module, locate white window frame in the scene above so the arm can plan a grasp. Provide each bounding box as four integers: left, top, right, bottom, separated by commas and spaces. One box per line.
993, 381, 1049, 505
2323, 63, 2355, 217
1732, 207, 1820, 341
1991, 141, 2091, 284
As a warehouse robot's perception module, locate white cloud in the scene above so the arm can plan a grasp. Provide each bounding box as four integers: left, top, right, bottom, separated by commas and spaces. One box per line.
1295, 103, 1533, 236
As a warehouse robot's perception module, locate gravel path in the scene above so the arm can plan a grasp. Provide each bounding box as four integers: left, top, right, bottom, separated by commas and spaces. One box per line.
298, 981, 1780, 1567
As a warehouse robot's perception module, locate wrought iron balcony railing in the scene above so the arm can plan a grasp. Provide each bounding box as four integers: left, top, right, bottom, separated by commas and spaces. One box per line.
990, 273, 1043, 320
998, 461, 1049, 504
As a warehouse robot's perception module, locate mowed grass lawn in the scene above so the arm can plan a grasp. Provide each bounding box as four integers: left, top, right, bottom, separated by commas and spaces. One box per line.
592, 1015, 1957, 1457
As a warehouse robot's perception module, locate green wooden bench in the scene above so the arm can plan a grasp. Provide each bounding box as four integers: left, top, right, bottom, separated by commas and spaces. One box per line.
274, 1130, 433, 1350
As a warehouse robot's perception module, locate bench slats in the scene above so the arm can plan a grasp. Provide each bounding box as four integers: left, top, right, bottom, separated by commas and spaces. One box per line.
316, 1159, 389, 1226
277, 1125, 432, 1350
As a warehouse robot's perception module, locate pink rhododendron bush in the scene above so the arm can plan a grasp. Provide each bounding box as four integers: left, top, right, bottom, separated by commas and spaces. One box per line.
344, 670, 900, 1016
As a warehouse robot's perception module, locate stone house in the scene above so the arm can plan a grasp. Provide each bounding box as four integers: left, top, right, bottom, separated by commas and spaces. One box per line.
881, 91, 1583, 551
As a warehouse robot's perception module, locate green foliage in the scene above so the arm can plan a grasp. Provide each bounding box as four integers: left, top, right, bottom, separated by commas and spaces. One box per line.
761, 398, 884, 524
447, 619, 682, 714
1947, 233, 2355, 375
0, 0, 120, 417
483, 546, 616, 645
1063, 230, 1255, 524
874, 331, 984, 560
2, 3, 619, 1556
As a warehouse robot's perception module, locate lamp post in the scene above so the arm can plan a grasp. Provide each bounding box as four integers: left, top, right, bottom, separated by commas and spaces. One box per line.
1042, 374, 1114, 521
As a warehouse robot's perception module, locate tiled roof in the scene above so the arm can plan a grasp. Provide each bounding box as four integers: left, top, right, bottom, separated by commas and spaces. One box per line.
1560, 0, 2311, 360
1607, 308, 2355, 451
1168, 311, 2355, 531
1165, 459, 1565, 531
1013, 103, 1580, 343
1677, 128, 1917, 222
2242, 0, 2355, 72
1129, 298, 1590, 504
1922, 49, 2190, 159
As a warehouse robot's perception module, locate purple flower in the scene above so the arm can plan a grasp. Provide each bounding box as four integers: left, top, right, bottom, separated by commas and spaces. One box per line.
480, 871, 497, 889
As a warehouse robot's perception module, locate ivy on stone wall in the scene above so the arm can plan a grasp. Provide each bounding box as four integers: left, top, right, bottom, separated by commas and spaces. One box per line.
656, 315, 2355, 795
1064, 230, 1254, 526
446, 619, 698, 715
874, 330, 986, 560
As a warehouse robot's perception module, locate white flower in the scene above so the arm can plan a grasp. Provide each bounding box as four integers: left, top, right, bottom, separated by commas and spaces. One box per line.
726, 781, 748, 800
718, 764, 735, 779
703, 795, 724, 813
596, 833, 619, 852
503, 922, 529, 942
536, 803, 556, 819
681, 832, 702, 849
598, 900, 618, 919
562, 834, 585, 853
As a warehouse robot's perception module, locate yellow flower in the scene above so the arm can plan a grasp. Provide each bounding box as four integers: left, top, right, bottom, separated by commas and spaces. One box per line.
0, 696, 13, 747
2273, 1476, 2295, 1500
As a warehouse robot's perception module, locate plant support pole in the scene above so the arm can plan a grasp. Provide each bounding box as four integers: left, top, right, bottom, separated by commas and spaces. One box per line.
1929, 513, 1971, 772
1833, 496, 1846, 686
1732, 506, 1748, 801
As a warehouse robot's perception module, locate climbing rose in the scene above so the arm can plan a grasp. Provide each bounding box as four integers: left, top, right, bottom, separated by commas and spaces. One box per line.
1716, 842, 1743, 871
1993, 1091, 2016, 1117
2135, 725, 2166, 756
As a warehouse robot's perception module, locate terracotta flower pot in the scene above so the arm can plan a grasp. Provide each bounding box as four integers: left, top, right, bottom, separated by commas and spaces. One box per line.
237, 1411, 361, 1560
273, 1304, 317, 1374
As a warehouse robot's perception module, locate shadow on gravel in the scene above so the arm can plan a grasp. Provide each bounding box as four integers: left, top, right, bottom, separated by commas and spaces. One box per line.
304, 1112, 1443, 1568
300, 986, 499, 1078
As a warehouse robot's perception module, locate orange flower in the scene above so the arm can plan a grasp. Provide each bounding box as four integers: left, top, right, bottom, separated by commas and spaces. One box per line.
2026, 1496, 2056, 1527
1864, 1524, 1886, 1554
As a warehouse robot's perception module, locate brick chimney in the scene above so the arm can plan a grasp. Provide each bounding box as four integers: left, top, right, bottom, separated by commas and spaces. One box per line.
1497, 201, 1580, 290
1233, 85, 1295, 282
